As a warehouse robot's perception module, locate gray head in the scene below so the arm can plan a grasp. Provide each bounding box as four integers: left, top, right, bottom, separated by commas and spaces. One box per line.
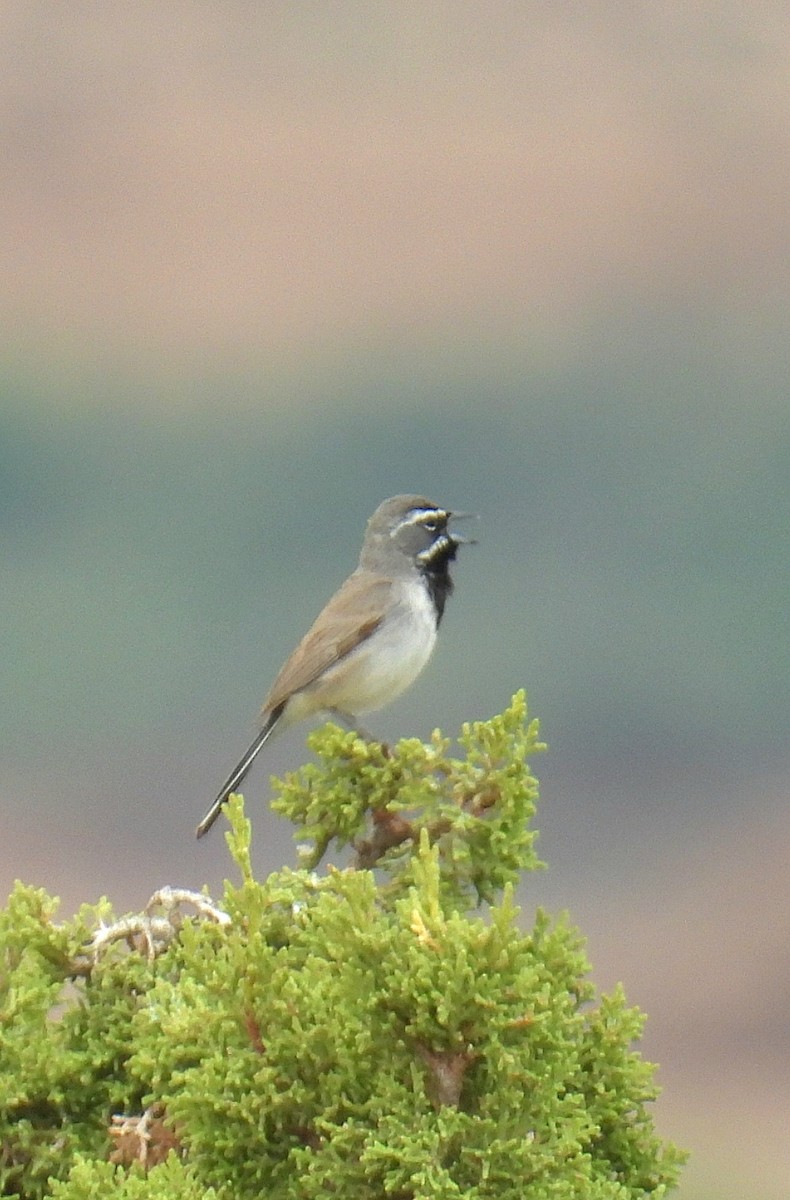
359, 495, 468, 619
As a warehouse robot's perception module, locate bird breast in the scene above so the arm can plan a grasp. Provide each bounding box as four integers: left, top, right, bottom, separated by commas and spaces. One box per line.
304, 577, 438, 717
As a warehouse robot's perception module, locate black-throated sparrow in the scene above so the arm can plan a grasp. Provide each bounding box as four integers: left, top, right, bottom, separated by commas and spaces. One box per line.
196, 494, 470, 838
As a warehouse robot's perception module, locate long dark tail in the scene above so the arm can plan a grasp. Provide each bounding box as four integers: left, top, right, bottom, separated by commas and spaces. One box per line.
196, 706, 283, 839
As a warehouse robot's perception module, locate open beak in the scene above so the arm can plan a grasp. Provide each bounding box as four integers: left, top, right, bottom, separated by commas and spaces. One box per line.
448, 510, 479, 545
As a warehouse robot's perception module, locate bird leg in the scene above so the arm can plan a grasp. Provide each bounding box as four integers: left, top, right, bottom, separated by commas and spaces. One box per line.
325, 708, 390, 755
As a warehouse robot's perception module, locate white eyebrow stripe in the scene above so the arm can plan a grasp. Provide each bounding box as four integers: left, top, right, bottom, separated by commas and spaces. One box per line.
390, 508, 448, 535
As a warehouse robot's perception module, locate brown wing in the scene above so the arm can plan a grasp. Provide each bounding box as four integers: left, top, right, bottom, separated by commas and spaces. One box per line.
263, 570, 393, 712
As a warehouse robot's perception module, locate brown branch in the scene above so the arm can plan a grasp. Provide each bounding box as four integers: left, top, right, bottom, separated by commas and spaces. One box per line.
352, 808, 414, 869
108, 1104, 180, 1168
243, 1007, 266, 1055
415, 1044, 477, 1109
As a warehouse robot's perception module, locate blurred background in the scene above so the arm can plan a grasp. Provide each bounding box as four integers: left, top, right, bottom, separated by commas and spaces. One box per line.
2, 4, 789, 1196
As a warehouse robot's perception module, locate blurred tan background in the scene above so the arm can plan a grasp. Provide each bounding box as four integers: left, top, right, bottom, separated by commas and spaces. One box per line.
2, 5, 789, 1196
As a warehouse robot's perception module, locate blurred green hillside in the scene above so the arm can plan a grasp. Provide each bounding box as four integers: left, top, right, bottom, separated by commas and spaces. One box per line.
3, 334, 789, 764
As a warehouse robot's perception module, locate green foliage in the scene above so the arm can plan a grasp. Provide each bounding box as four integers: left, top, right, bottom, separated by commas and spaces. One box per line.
0, 885, 152, 1199
49, 1155, 216, 1199
272, 689, 544, 905
0, 694, 685, 1198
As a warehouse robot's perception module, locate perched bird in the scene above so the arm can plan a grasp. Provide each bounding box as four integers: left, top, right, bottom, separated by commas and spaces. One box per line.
196, 494, 471, 838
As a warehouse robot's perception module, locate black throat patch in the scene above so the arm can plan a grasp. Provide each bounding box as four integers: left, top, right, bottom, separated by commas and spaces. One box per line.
419, 536, 458, 624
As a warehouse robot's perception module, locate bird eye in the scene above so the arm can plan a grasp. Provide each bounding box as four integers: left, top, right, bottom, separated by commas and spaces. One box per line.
422, 518, 439, 532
